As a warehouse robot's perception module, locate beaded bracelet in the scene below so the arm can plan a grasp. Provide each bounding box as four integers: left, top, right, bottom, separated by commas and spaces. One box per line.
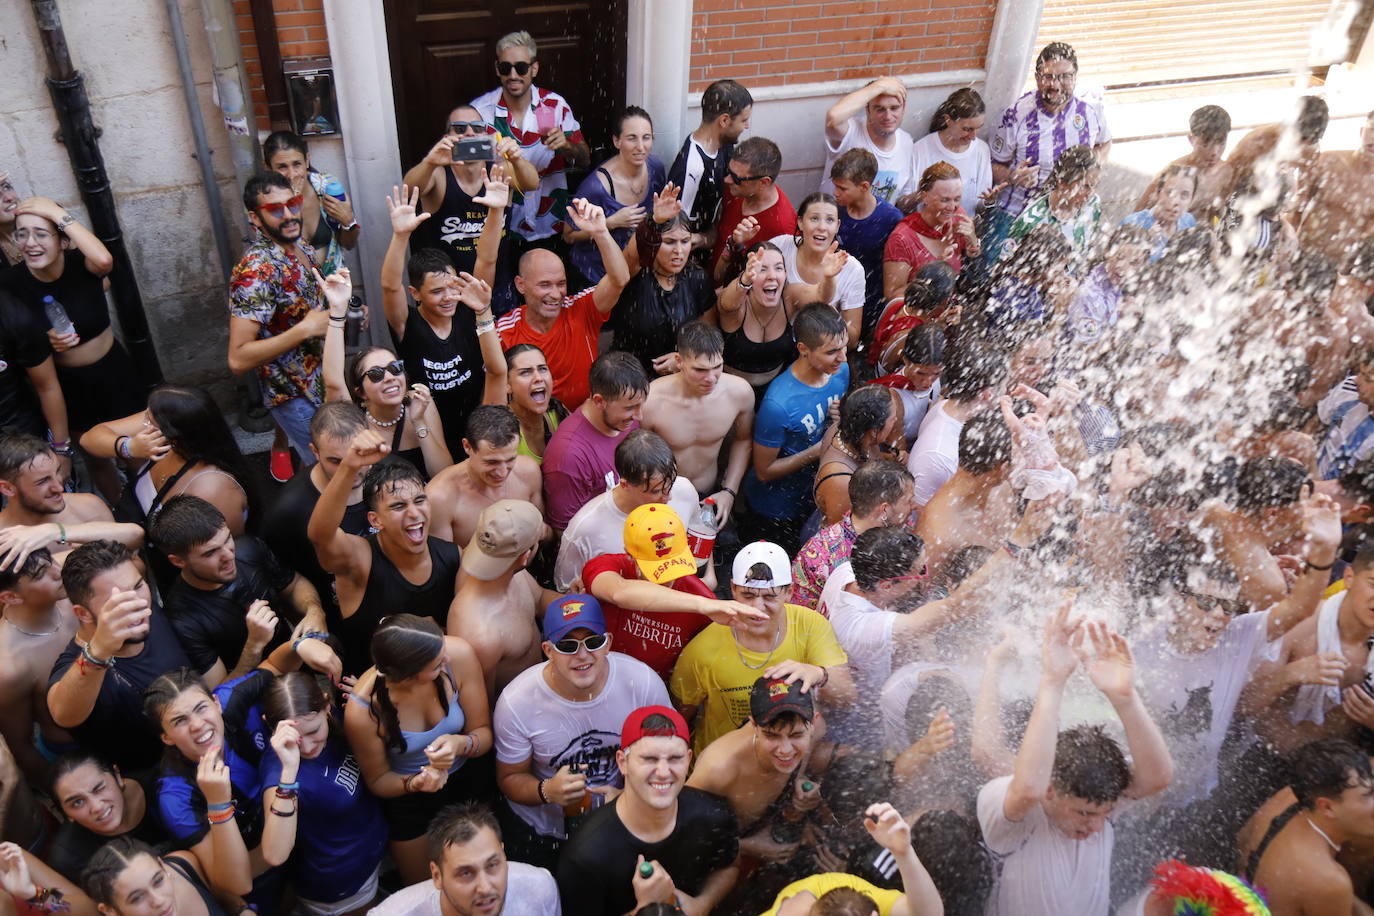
536, 778, 549, 804
293, 632, 328, 652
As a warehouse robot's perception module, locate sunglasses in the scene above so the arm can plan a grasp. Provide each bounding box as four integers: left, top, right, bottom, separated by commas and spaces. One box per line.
361, 360, 407, 384
497, 60, 532, 76
727, 169, 763, 184
258, 194, 304, 219
449, 121, 489, 135
1179, 589, 1247, 617
550, 633, 609, 655
885, 563, 930, 584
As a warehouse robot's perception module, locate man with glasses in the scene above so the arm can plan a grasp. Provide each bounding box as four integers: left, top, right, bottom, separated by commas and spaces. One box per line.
821, 76, 917, 205
711, 136, 797, 283
556, 430, 701, 591
228, 172, 331, 463
493, 594, 670, 871
986, 42, 1112, 258
471, 30, 590, 247
671, 542, 852, 753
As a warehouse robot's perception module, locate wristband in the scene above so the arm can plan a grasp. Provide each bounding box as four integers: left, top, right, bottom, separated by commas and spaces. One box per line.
722, 486, 737, 498
293, 631, 328, 652
57, 523, 68, 545
23, 886, 68, 914
276, 781, 300, 792
816, 667, 829, 689
537, 778, 549, 804
79, 643, 112, 669
116, 435, 133, 460
206, 800, 235, 811
737, 277, 752, 292
207, 807, 237, 825
269, 805, 297, 817
1306, 558, 1336, 571
402, 773, 418, 794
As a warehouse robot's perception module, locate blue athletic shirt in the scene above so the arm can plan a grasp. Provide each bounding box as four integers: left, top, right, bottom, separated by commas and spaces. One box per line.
743, 363, 850, 519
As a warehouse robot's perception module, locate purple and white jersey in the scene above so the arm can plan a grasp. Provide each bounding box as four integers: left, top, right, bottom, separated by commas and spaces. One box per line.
990, 90, 1111, 217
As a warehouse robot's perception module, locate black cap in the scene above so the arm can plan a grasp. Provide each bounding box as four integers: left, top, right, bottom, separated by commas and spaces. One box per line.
749, 676, 814, 726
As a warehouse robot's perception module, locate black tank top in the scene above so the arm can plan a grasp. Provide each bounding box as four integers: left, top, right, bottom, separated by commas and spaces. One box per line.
339, 535, 461, 674
1244, 801, 1302, 882
389, 410, 427, 480
722, 318, 796, 375
166, 854, 228, 916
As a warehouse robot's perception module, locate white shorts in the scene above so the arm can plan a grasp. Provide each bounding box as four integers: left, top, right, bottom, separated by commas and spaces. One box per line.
296, 865, 380, 916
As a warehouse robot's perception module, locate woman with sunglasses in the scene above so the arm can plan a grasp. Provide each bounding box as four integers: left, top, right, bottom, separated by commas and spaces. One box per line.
813, 386, 904, 529
262, 132, 358, 276
318, 269, 453, 479
344, 615, 491, 885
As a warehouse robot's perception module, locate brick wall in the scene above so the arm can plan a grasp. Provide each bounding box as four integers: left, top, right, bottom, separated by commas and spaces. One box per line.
689, 0, 998, 92
233, 0, 329, 128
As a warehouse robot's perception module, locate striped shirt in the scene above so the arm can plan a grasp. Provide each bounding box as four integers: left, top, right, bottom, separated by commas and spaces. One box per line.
1317, 375, 1374, 480
990, 90, 1111, 217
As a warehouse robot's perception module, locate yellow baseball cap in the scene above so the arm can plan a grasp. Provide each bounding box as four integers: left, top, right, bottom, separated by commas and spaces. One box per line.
624, 504, 697, 585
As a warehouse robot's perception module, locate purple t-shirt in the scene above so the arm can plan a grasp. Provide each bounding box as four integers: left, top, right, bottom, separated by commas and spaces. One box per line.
542, 408, 638, 531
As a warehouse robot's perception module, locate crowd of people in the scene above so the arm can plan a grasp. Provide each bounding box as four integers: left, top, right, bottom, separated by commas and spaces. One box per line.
2, 24, 1374, 916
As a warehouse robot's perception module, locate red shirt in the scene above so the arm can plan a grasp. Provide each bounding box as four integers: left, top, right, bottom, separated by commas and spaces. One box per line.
711, 187, 797, 280
583, 553, 712, 679
496, 287, 606, 409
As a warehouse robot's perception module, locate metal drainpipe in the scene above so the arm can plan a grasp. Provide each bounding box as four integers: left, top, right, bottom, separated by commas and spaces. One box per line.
30, 0, 164, 389
196, 0, 262, 215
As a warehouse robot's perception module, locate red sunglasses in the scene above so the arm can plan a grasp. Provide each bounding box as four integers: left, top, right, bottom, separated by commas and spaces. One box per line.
885, 563, 930, 584
258, 194, 304, 219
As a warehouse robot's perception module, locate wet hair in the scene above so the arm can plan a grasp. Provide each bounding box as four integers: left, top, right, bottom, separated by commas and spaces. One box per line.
831, 148, 877, 185
82, 837, 160, 908
902, 323, 946, 366
345, 347, 404, 404
837, 386, 893, 453
61, 541, 134, 610
147, 386, 255, 515
615, 429, 677, 489
1035, 41, 1078, 72
851, 527, 924, 591
51, 750, 118, 799
814, 888, 878, 916
929, 87, 986, 134
407, 247, 457, 289
794, 302, 847, 349
795, 192, 839, 231
676, 320, 724, 359
1296, 95, 1330, 144
262, 131, 308, 166
918, 161, 961, 194
261, 671, 332, 739
959, 412, 1012, 475
1153, 163, 1198, 198
370, 615, 448, 753
1350, 541, 1374, 574
309, 401, 368, 445
701, 79, 753, 121
1285, 251, 1339, 303
242, 171, 292, 212
150, 495, 227, 558
1046, 146, 1099, 190
731, 136, 782, 181
995, 224, 1073, 294
822, 750, 893, 824
495, 30, 535, 57
464, 405, 520, 450
362, 457, 426, 512
1189, 105, 1232, 144
1233, 456, 1309, 511
849, 459, 913, 518
589, 351, 650, 401
1290, 738, 1373, 809
1340, 454, 1374, 510
0, 546, 53, 592
934, 545, 994, 595
614, 105, 652, 137
1344, 235, 1374, 281
427, 801, 503, 865
911, 810, 995, 916
503, 342, 546, 370
0, 432, 55, 481
940, 341, 1007, 401
1050, 724, 1130, 804
905, 261, 958, 313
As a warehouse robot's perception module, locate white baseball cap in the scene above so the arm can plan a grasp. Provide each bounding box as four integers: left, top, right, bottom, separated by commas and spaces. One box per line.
731, 541, 792, 588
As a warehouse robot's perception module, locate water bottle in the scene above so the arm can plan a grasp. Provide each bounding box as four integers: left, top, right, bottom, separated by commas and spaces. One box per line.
686, 498, 718, 570
322, 175, 347, 203
770, 780, 815, 844
344, 296, 365, 348
42, 296, 75, 337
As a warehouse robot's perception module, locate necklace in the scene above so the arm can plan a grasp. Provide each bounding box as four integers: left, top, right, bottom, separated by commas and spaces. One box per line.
733, 626, 783, 670
745, 294, 782, 342
1305, 815, 1340, 853
367, 403, 405, 429
833, 439, 862, 462
4, 616, 58, 638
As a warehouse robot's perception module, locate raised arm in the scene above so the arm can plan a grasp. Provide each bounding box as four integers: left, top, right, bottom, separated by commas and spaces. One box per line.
193, 748, 254, 897
401, 136, 456, 206
586, 570, 765, 627
970, 630, 1020, 779
470, 164, 510, 288
47, 587, 149, 729
15, 198, 112, 276
716, 245, 761, 319
452, 272, 507, 406
306, 428, 385, 577
1083, 623, 1173, 799
784, 242, 846, 310
865, 803, 944, 916
824, 78, 906, 147
382, 186, 431, 340
315, 267, 355, 403
571, 199, 632, 313
259, 721, 301, 867
1262, 492, 1341, 640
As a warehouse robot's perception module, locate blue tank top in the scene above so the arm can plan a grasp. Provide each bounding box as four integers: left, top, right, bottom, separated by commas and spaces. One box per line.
352, 666, 466, 775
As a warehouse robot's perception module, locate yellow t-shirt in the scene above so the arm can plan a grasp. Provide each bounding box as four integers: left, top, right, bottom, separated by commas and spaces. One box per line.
669, 603, 849, 754
759, 873, 901, 916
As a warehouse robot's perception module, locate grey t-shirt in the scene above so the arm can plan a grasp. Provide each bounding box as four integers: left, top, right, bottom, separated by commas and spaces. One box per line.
367, 862, 560, 916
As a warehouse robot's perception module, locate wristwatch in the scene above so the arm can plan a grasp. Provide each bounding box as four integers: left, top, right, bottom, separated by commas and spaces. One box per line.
339, 220, 359, 231
416, 426, 430, 439
55, 214, 76, 231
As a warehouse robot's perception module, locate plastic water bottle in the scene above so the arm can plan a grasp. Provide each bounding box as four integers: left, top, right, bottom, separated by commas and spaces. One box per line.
686, 498, 718, 570
42, 296, 75, 337
344, 296, 365, 348
770, 781, 815, 844
322, 176, 347, 202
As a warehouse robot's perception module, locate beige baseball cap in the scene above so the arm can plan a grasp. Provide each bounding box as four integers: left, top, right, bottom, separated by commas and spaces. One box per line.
461, 499, 543, 580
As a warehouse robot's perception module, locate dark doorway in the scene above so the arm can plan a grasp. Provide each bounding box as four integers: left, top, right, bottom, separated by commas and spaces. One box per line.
384, 0, 629, 172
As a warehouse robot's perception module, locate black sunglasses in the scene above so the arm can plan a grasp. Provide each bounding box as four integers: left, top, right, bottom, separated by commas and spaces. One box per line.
449, 121, 489, 135
727, 168, 763, 184
550, 633, 609, 655
1179, 589, 1247, 617
497, 61, 532, 76
361, 360, 406, 384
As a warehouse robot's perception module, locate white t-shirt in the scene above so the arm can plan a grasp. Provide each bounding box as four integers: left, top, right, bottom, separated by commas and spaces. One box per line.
554, 478, 700, 589
816, 560, 856, 619
367, 862, 560, 916
820, 115, 917, 204
907, 401, 965, 507
825, 580, 896, 744
768, 235, 867, 316
879, 661, 979, 754
1132, 610, 1276, 806
978, 775, 1114, 916
894, 382, 940, 443
911, 132, 993, 215
493, 654, 670, 838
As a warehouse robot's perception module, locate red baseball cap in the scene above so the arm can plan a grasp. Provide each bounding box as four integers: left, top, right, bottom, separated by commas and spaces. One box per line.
620, 705, 690, 750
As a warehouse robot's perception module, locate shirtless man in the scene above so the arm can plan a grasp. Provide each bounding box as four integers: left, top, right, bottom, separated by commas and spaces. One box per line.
1299, 111, 1374, 265
426, 405, 543, 548
0, 548, 75, 785
0, 433, 143, 565
1223, 95, 1328, 202
916, 412, 1016, 578
1236, 739, 1374, 916
641, 321, 754, 521
448, 499, 559, 699
1134, 105, 1234, 225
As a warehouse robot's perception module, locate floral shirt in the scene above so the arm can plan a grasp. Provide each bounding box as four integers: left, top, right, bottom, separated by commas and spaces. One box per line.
790, 514, 859, 611
228, 236, 325, 408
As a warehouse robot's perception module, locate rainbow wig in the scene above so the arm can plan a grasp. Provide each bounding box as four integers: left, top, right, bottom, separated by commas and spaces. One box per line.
1151, 860, 1270, 915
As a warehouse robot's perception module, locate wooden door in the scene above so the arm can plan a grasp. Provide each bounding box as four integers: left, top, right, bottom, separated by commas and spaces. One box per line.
384, 0, 628, 171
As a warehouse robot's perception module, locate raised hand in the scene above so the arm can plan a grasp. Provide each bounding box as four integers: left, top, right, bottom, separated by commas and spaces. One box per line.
342, 428, 391, 470
270, 720, 301, 773
1010, 160, 1039, 188
1082, 621, 1134, 703
319, 193, 355, 228
407, 383, 434, 424
130, 419, 172, 462
387, 184, 430, 236
651, 182, 683, 224
819, 241, 849, 278
425, 135, 457, 167
871, 77, 908, 104
495, 136, 523, 162
195, 746, 233, 805
570, 198, 608, 236
89, 586, 151, 658
453, 272, 493, 313
0, 843, 36, 900
912, 706, 955, 757
294, 635, 342, 683
310, 266, 353, 316
0, 525, 62, 572
703, 598, 769, 627
472, 164, 511, 210
1041, 596, 1083, 684
541, 126, 571, 152
610, 204, 646, 232
243, 599, 279, 652
863, 802, 913, 856
762, 659, 827, 694
978, 181, 1009, 204
1298, 492, 1343, 563
732, 216, 760, 249
14, 197, 69, 224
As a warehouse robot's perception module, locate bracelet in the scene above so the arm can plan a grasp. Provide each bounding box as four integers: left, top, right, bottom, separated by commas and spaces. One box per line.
464, 734, 476, 756
276, 781, 300, 792
1306, 558, 1336, 571
207, 805, 236, 824
206, 800, 235, 811
79, 643, 112, 669
722, 486, 737, 498
293, 631, 328, 652
737, 277, 752, 292
537, 778, 549, 804
402, 773, 418, 794
269, 805, 297, 817
816, 667, 830, 689
24, 886, 68, 914
57, 523, 68, 545
476, 321, 496, 336
115, 435, 133, 459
